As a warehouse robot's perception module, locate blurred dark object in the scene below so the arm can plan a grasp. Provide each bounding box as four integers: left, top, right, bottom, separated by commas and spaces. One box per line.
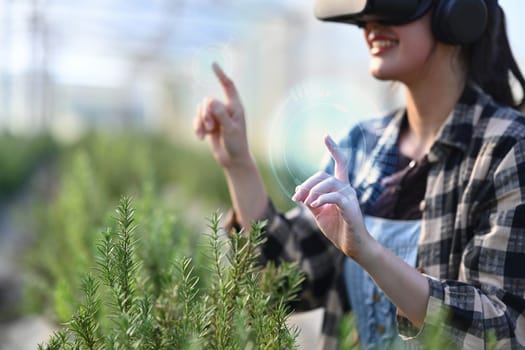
0, 258, 22, 323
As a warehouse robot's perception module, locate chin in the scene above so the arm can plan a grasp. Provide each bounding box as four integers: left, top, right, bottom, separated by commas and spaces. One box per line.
369, 61, 406, 82
369, 66, 394, 81
370, 71, 392, 81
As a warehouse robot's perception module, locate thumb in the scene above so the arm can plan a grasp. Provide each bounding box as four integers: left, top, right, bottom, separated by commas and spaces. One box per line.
324, 135, 350, 183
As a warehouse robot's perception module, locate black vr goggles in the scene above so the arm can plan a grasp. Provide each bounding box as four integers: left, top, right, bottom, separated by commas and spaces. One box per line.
314, 0, 434, 27
314, 0, 489, 45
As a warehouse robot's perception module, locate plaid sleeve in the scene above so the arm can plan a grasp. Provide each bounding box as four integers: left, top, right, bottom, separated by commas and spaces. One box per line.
398, 139, 525, 349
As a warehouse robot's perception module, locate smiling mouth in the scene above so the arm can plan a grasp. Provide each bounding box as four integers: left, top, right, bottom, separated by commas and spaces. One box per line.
369, 37, 399, 55
367, 31, 399, 54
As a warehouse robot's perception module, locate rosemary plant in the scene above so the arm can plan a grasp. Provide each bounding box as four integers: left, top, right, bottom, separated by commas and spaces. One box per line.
39, 197, 304, 350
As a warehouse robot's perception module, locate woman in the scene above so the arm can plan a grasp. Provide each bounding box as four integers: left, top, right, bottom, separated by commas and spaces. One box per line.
194, 1, 525, 349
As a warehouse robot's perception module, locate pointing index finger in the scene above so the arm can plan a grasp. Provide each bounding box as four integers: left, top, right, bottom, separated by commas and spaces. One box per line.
325, 134, 350, 184
212, 62, 240, 105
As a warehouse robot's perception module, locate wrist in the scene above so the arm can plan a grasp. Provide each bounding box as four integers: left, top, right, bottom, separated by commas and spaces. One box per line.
354, 235, 384, 271
224, 154, 258, 175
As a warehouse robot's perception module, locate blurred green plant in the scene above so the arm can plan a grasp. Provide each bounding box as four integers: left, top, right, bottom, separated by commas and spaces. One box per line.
63, 131, 291, 209
0, 132, 56, 197
60, 132, 229, 207
39, 197, 304, 350
338, 313, 359, 350
21, 131, 291, 322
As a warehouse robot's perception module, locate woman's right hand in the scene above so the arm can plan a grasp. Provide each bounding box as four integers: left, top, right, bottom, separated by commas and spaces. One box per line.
194, 63, 252, 170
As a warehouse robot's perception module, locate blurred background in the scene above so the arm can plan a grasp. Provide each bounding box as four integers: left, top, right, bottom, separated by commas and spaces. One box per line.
0, 0, 524, 348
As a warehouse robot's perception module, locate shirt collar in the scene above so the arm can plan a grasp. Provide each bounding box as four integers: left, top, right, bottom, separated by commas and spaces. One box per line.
428, 83, 489, 162
354, 84, 491, 203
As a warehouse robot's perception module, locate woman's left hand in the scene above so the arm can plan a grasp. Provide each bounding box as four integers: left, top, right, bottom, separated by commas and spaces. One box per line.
292, 135, 374, 262
295, 136, 429, 327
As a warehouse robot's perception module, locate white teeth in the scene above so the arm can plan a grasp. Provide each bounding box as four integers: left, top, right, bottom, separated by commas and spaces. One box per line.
371, 40, 397, 48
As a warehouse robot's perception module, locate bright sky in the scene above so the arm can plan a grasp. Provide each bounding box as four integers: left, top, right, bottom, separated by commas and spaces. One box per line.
2, 0, 524, 85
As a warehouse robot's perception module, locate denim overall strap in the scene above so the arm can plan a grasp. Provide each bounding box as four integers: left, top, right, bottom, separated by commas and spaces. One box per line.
344, 216, 421, 350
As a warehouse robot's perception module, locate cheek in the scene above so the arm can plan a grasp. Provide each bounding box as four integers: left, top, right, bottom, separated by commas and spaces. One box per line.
368, 38, 435, 81
396, 19, 436, 68
400, 38, 434, 67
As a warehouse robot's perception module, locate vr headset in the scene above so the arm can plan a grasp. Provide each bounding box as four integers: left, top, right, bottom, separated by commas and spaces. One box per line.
314, 0, 489, 44
315, 0, 433, 26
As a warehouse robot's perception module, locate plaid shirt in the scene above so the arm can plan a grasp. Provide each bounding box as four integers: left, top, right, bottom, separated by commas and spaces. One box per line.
248, 84, 525, 349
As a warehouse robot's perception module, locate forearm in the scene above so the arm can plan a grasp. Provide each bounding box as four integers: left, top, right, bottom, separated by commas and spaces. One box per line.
224, 157, 269, 229
359, 240, 430, 328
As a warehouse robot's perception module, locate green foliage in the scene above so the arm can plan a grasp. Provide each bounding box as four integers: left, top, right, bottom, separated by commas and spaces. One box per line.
338, 313, 359, 349
67, 274, 102, 349
0, 132, 56, 197
21, 131, 291, 322
40, 197, 304, 350
65, 132, 231, 207
22, 150, 107, 320
21, 132, 222, 320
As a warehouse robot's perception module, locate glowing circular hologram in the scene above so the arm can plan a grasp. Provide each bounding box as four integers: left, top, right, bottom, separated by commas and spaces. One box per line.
191, 42, 234, 89
268, 79, 379, 201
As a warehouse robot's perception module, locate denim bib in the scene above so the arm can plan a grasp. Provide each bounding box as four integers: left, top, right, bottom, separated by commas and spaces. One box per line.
344, 216, 421, 350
